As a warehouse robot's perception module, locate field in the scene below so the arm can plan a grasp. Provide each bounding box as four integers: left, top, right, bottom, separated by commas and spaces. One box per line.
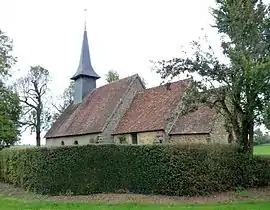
254, 144, 270, 156
1, 183, 270, 210
1, 196, 270, 210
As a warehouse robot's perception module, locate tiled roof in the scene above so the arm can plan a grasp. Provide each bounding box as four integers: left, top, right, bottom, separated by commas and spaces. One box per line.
170, 106, 216, 135
113, 79, 190, 134
45, 75, 137, 138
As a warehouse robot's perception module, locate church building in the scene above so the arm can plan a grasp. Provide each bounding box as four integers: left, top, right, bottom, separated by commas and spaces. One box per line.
45, 26, 230, 146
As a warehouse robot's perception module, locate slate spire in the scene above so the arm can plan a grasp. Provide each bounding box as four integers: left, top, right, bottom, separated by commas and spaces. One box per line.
71, 12, 100, 104
71, 25, 100, 80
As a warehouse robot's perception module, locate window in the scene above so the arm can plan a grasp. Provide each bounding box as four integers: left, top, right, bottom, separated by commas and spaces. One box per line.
61, 141, 65, 146
131, 133, 138, 145
228, 133, 233, 144
74, 140, 78, 145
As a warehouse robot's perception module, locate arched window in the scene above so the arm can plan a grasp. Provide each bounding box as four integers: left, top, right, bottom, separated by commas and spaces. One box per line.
74, 140, 78, 145
61, 141, 65, 146
228, 133, 233, 144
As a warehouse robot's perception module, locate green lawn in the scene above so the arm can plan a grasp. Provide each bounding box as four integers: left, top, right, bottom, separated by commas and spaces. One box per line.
0, 196, 270, 210
254, 144, 270, 156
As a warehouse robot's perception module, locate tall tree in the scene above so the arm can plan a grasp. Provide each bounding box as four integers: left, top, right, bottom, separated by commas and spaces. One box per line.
0, 82, 21, 148
153, 0, 270, 152
0, 29, 16, 76
253, 128, 270, 145
264, 104, 270, 130
16, 66, 51, 147
52, 80, 74, 121
0, 29, 21, 148
105, 70, 119, 83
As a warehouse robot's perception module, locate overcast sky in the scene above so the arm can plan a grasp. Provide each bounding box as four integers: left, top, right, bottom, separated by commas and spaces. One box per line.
0, 0, 231, 145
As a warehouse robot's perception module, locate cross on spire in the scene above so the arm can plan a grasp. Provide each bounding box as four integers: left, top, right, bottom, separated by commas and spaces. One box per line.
84, 9, 87, 31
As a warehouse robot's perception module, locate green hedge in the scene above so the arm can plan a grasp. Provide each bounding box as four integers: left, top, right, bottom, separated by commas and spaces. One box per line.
0, 144, 269, 196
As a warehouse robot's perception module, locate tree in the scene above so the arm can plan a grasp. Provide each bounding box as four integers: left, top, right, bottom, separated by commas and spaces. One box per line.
52, 80, 74, 121
0, 29, 16, 77
254, 128, 270, 145
106, 70, 119, 83
0, 82, 21, 148
139, 75, 147, 88
16, 66, 51, 147
264, 104, 270, 130
153, 0, 270, 152
0, 29, 21, 148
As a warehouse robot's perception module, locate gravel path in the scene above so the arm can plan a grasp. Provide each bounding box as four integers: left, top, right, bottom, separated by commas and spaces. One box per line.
1, 182, 270, 204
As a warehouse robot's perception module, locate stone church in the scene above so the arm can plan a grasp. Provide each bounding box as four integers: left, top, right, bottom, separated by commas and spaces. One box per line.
45, 26, 230, 146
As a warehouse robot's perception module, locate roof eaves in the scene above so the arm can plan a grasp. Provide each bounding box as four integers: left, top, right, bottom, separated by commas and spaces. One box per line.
46, 131, 102, 139
112, 128, 164, 135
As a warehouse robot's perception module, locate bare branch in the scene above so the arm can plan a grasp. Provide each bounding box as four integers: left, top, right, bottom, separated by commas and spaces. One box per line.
20, 98, 37, 110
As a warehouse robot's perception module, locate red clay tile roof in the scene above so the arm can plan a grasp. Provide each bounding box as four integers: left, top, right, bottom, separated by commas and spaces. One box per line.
45, 75, 137, 138
113, 79, 190, 134
170, 106, 216, 135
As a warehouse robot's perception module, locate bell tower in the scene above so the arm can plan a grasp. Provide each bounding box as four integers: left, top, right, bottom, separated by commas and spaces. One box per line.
71, 10, 100, 104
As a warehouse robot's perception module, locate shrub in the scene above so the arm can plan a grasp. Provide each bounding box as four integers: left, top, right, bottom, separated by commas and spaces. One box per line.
0, 144, 269, 196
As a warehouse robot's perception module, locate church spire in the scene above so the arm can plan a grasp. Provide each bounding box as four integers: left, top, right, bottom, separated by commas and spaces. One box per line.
71, 10, 100, 104
71, 15, 100, 80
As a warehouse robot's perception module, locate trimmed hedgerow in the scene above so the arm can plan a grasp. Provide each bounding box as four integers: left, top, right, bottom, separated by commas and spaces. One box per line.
0, 144, 269, 196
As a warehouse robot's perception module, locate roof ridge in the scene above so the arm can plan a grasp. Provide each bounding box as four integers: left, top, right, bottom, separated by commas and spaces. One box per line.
166, 80, 192, 135
101, 74, 141, 132
97, 74, 138, 89
79, 74, 138, 103
139, 78, 189, 93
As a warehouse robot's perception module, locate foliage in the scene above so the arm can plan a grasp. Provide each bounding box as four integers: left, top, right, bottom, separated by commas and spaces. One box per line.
0, 144, 269, 196
153, 0, 270, 152
139, 76, 147, 88
0, 83, 21, 149
0, 30, 16, 77
119, 135, 127, 144
264, 104, 270, 130
253, 128, 270, 146
16, 66, 51, 147
105, 70, 119, 83
0, 30, 21, 149
52, 81, 74, 121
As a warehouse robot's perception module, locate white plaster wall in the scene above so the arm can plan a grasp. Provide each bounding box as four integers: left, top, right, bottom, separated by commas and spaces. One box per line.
46, 133, 100, 146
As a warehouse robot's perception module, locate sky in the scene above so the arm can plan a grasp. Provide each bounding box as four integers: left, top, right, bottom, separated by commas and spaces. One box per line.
0, 0, 227, 145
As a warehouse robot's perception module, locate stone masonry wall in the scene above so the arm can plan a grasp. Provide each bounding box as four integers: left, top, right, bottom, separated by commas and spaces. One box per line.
114, 131, 165, 145
168, 134, 210, 144
102, 76, 145, 143
210, 113, 230, 144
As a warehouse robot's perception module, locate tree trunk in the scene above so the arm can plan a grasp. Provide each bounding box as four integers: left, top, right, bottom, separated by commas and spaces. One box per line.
240, 116, 254, 153
248, 122, 254, 154
36, 111, 41, 147
36, 130, 41, 147
36, 101, 42, 147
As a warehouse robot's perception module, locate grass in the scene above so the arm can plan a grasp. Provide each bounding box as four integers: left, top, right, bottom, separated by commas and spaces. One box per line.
1, 196, 270, 210
254, 144, 270, 156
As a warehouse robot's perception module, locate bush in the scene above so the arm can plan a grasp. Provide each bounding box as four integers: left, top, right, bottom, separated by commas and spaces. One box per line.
0, 144, 269, 196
